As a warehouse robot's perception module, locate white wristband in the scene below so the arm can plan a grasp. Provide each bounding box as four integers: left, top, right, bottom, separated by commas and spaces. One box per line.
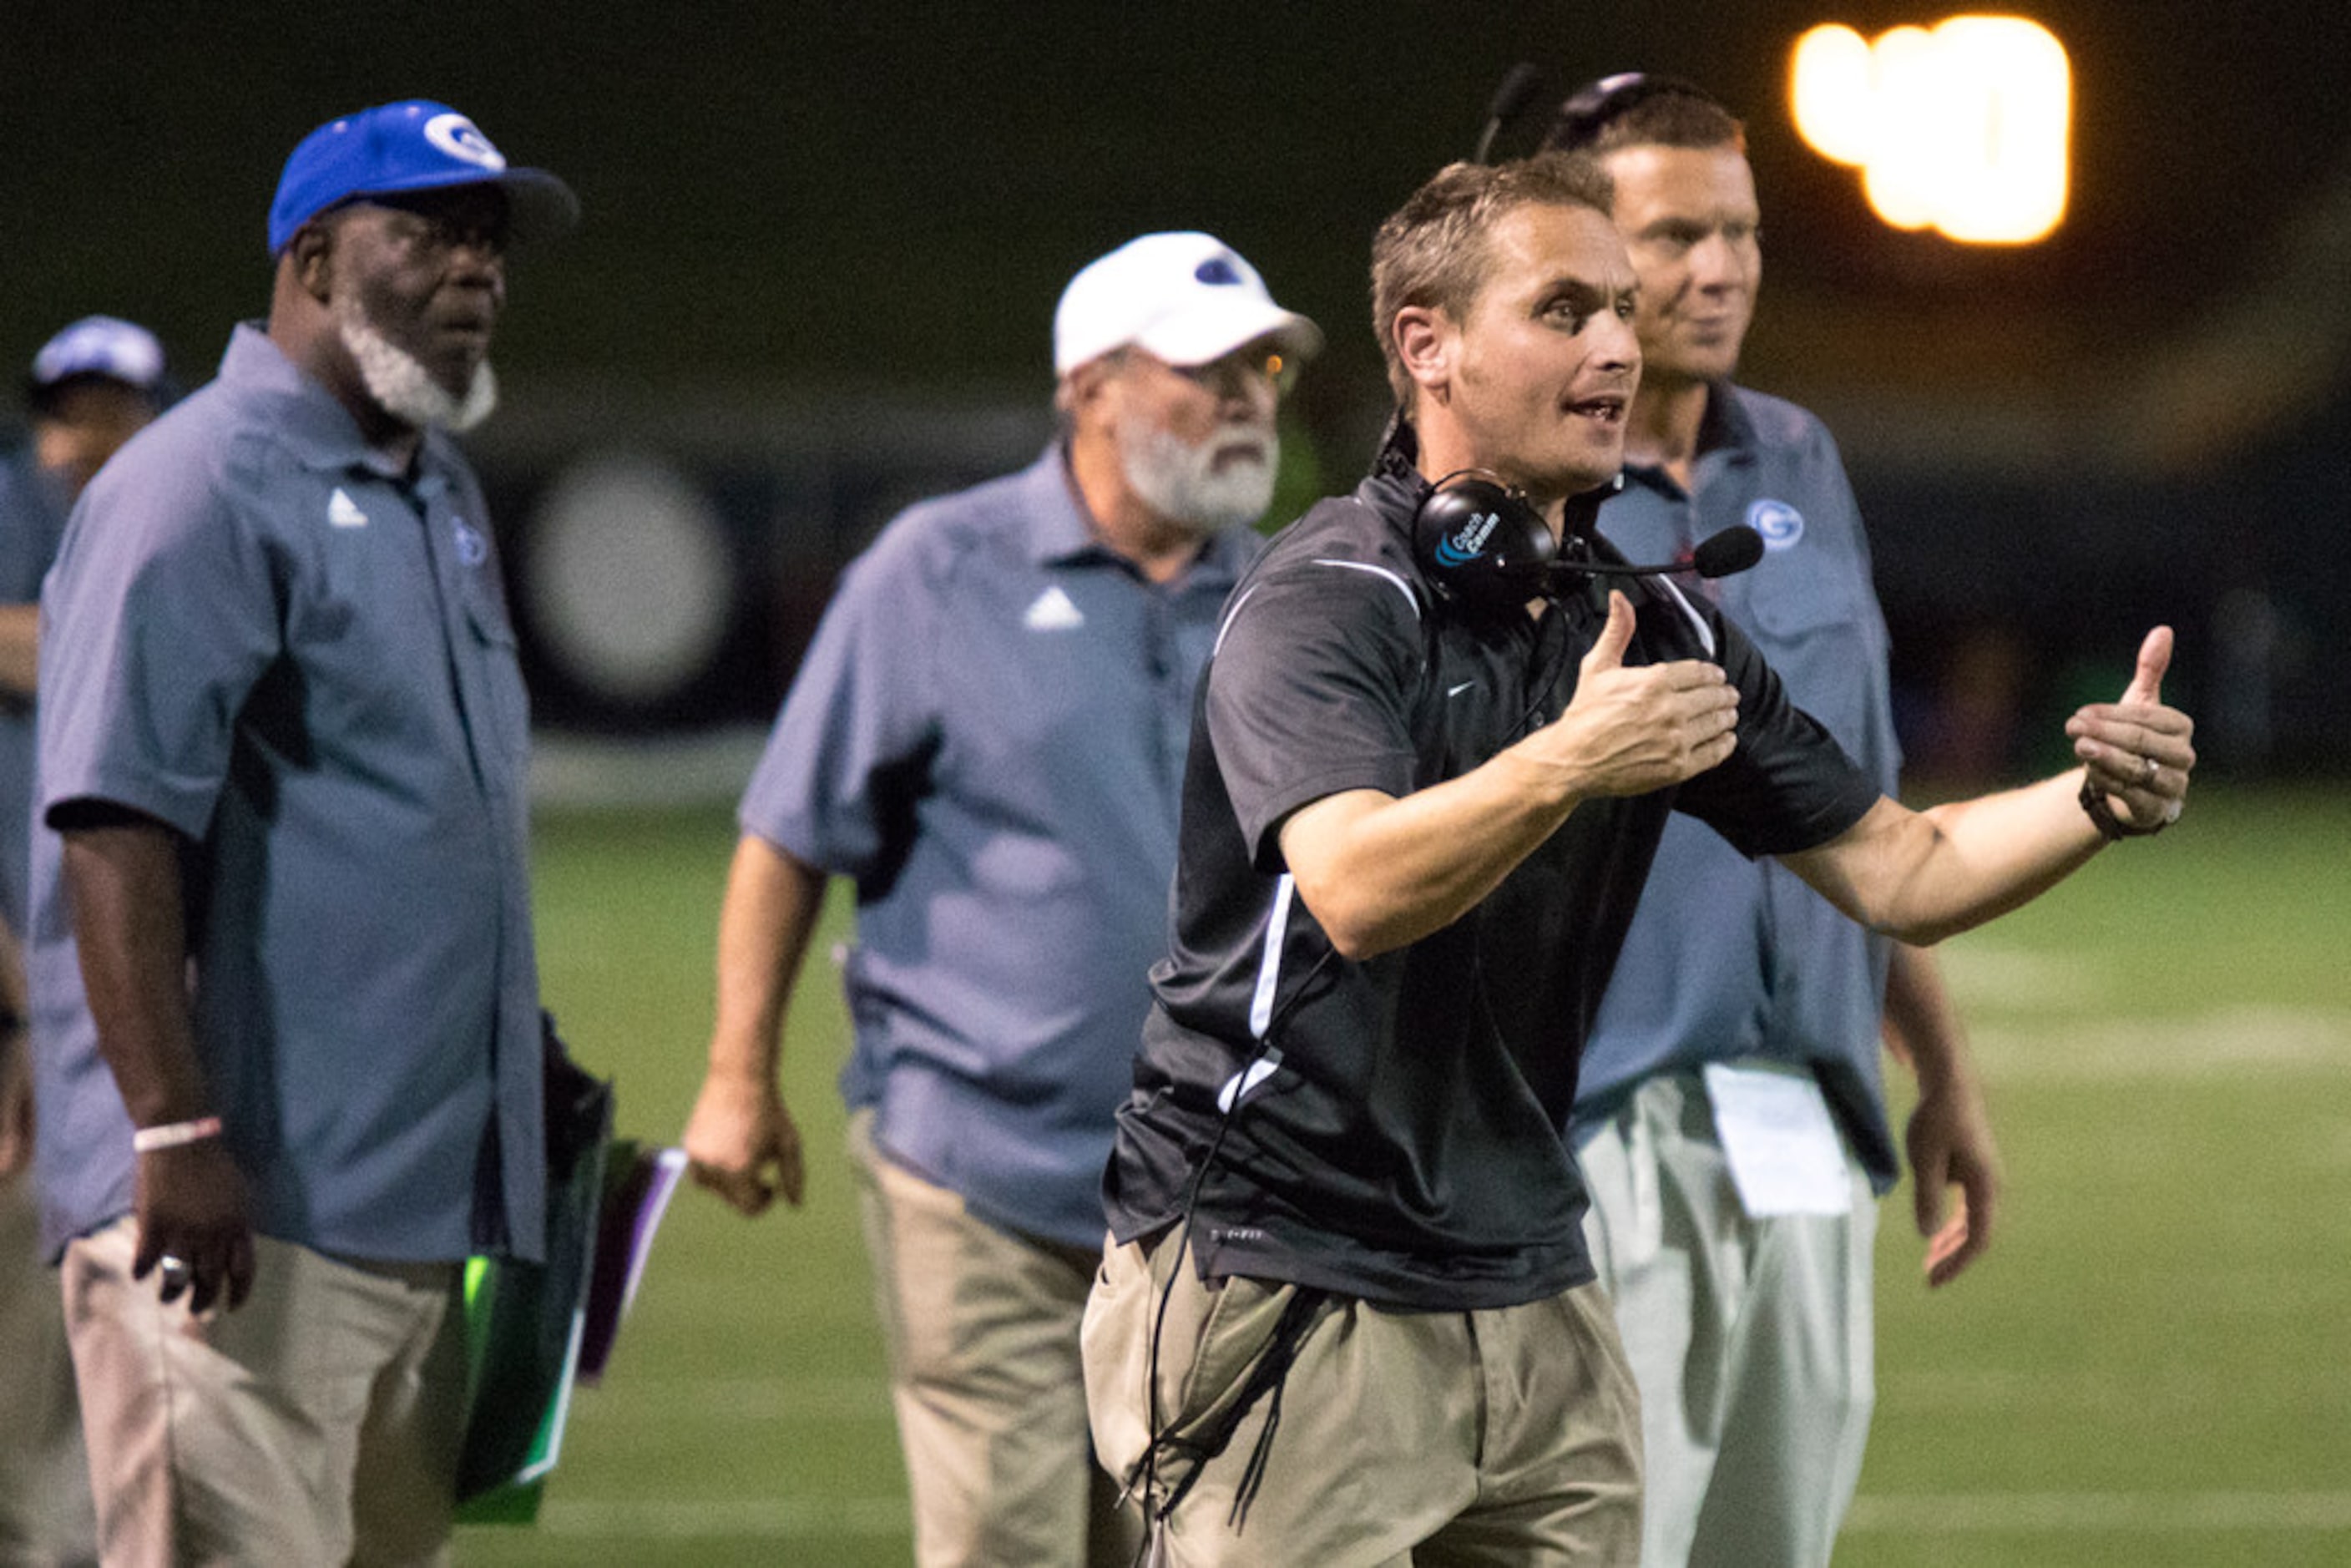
132, 1116, 224, 1154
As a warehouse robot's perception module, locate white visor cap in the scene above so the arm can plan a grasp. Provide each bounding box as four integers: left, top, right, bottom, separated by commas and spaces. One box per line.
1054, 231, 1322, 377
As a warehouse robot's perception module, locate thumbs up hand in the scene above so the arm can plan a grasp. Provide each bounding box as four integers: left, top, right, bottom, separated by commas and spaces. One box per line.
2064, 626, 2197, 832
1529, 590, 1741, 799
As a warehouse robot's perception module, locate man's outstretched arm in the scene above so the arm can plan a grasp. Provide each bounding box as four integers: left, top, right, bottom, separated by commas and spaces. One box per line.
1783, 627, 2193, 948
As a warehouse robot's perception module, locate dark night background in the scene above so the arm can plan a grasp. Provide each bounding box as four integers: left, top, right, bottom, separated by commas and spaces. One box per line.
6, 1, 2347, 772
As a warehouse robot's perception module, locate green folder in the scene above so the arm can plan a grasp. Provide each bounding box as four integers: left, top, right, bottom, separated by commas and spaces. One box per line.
454, 1029, 614, 1524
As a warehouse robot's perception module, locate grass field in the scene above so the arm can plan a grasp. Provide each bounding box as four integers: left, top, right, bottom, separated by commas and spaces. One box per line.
457, 784, 2351, 1565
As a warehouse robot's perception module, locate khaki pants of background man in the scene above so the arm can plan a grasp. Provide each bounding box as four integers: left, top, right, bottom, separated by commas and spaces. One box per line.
1082, 1229, 1644, 1567
848, 1110, 1142, 1568
0, 1169, 97, 1567
61, 1216, 465, 1568
1578, 1070, 1878, 1568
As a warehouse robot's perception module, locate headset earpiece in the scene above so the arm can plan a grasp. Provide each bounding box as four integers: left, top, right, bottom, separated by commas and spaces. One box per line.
1545, 72, 1731, 154
1412, 469, 1558, 615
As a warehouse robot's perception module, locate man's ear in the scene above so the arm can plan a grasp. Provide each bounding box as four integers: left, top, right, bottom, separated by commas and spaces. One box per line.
1056, 356, 1122, 429
1393, 306, 1455, 406
286, 222, 337, 305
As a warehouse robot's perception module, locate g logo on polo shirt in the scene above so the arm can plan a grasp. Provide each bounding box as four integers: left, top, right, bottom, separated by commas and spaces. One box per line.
1747, 498, 1805, 551
453, 517, 490, 567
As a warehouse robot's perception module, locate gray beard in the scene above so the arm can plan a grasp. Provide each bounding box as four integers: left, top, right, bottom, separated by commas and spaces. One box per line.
1118, 422, 1278, 534
336, 299, 498, 434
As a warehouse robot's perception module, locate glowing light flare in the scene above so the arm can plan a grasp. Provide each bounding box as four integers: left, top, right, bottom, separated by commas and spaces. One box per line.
1790, 15, 2071, 245
1934, 17, 2071, 242
1790, 25, 1875, 166
1862, 27, 1948, 232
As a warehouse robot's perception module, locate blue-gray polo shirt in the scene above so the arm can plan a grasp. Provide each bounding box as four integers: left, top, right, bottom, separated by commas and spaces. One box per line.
739, 447, 1257, 1250
0, 448, 69, 933
28, 325, 545, 1263
1575, 384, 1905, 1189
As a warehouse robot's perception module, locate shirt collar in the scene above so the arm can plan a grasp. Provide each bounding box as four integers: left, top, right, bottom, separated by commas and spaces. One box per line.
1361, 411, 1435, 524
1695, 380, 1758, 456
1019, 444, 1104, 567
1622, 380, 1758, 498
214, 322, 423, 482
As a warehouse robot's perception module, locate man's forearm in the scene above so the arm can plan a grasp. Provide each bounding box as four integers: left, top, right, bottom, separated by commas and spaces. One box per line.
1278, 760, 1585, 960
1783, 776, 2104, 947
60, 818, 211, 1129
1883, 941, 1970, 1085
0, 603, 39, 701
705, 833, 827, 1086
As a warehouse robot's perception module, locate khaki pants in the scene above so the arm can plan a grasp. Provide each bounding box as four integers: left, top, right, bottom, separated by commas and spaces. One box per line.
848, 1111, 1141, 1568
60, 1216, 464, 1568
1578, 1071, 1878, 1568
1081, 1228, 1642, 1567
0, 1170, 96, 1567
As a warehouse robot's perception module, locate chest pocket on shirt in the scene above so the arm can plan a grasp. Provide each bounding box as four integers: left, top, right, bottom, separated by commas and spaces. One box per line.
462, 587, 533, 772
1738, 543, 1870, 640
1730, 529, 1892, 767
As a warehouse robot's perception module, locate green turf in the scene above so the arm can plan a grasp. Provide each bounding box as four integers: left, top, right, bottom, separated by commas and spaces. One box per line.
457, 785, 2351, 1565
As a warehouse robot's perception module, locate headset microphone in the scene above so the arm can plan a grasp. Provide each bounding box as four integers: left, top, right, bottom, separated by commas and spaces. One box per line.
1412, 467, 1763, 614
1471, 63, 1546, 164
1565, 524, 1764, 581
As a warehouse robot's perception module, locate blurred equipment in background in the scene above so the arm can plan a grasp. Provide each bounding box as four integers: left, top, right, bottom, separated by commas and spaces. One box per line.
521, 453, 741, 716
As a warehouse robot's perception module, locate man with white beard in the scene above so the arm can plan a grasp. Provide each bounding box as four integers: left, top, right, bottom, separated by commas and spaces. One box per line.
26, 99, 574, 1562
684, 232, 1319, 1567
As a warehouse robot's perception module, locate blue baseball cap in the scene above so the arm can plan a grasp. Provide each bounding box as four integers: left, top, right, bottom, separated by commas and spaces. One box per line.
28, 316, 170, 410
268, 99, 579, 256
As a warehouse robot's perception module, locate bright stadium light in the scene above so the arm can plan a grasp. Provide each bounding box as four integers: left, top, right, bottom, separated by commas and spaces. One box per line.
1861, 25, 1947, 232
1789, 24, 1876, 166
1790, 15, 2071, 244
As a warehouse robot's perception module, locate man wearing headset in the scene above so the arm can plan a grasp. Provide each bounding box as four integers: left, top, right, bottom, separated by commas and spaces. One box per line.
1083, 152, 2194, 1565
1542, 75, 2001, 1566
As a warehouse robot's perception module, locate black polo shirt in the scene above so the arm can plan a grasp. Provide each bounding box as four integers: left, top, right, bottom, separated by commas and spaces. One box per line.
1103, 432, 1883, 1311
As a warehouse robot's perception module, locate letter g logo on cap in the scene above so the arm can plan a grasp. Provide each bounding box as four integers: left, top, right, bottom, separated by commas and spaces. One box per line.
424, 113, 508, 172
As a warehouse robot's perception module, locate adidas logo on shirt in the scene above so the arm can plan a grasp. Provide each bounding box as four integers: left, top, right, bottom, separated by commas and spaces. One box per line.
327, 488, 369, 529
1023, 585, 1085, 631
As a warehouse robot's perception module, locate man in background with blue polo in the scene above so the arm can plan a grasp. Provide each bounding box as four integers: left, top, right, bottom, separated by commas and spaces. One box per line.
1545, 76, 2002, 1566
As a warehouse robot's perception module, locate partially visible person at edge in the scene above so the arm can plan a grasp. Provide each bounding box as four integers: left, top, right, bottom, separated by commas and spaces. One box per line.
0, 313, 169, 1568
1543, 73, 2000, 1567
1081, 150, 2195, 1565
27, 100, 577, 1564
681, 232, 1321, 1567
0, 316, 172, 928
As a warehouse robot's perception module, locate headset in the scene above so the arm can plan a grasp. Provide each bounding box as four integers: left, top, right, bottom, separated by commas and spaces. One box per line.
1411, 467, 1623, 616
1471, 63, 1736, 164
1545, 70, 1728, 154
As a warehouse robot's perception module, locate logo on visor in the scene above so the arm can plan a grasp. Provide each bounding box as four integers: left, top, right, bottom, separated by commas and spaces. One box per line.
424, 114, 508, 172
